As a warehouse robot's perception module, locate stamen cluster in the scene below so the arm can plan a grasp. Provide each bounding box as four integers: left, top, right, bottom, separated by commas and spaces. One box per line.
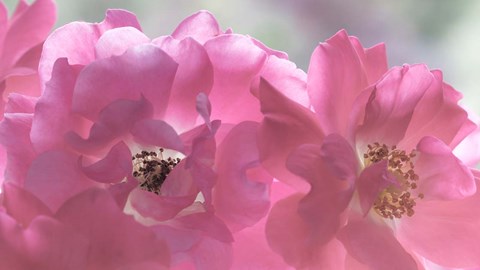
363, 143, 424, 219
132, 148, 181, 194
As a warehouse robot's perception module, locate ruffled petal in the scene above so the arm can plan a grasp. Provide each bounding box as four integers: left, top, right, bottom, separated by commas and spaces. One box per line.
308, 30, 386, 136
95, 27, 150, 59
72, 44, 176, 120
214, 121, 270, 231
131, 119, 184, 153
397, 190, 480, 268
2, 183, 52, 226
265, 194, 347, 269
172, 10, 221, 44
402, 70, 473, 150
337, 215, 418, 270
356, 64, 433, 147
24, 150, 95, 212
258, 78, 323, 190
155, 37, 214, 132
55, 188, 170, 268
0, 0, 56, 74
39, 9, 141, 84
204, 34, 267, 123
81, 141, 133, 183
415, 136, 475, 200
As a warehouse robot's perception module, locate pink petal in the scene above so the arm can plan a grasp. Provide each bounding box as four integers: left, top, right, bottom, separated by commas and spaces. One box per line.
204, 34, 267, 123
155, 37, 214, 132
356, 64, 433, 147
31, 58, 80, 153
0, 113, 35, 185
214, 121, 270, 231
190, 237, 233, 270
357, 160, 398, 215
258, 78, 323, 191
55, 188, 170, 268
175, 212, 233, 243
24, 150, 96, 212
397, 190, 480, 268
266, 194, 347, 269
286, 143, 353, 244
319, 133, 358, 182
402, 70, 473, 150
196, 92, 212, 127
131, 119, 184, 153
81, 141, 133, 183
39, 9, 141, 84
0, 0, 56, 74
308, 30, 386, 136
4, 92, 37, 114
128, 187, 196, 221
95, 27, 150, 59
249, 37, 289, 59
67, 96, 153, 153
172, 10, 221, 44
2, 183, 51, 226
415, 136, 475, 200
337, 215, 418, 270
252, 56, 309, 107
72, 44, 177, 120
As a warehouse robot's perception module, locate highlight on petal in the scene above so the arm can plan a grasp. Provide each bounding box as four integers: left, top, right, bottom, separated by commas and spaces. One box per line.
172, 10, 221, 44
337, 215, 418, 270
95, 27, 150, 59
415, 136, 476, 200
356, 64, 433, 147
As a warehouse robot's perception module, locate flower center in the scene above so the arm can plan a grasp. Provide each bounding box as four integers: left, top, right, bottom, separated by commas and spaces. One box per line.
363, 142, 424, 219
132, 148, 181, 194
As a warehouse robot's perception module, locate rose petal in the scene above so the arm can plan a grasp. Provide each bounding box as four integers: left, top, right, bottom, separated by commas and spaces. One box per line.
258, 78, 323, 191
356, 64, 433, 147
131, 119, 184, 153
214, 121, 270, 231
39, 9, 141, 84
81, 141, 133, 183
337, 215, 418, 270
172, 10, 221, 44
415, 136, 476, 200
95, 27, 150, 59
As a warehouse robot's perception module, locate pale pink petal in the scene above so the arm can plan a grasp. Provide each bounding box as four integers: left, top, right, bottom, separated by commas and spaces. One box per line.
352, 37, 388, 84
337, 215, 418, 270
72, 44, 177, 120
204, 34, 267, 123
196, 92, 212, 127
31, 58, 80, 153
175, 212, 233, 243
24, 150, 95, 212
39, 9, 141, 84
0, 0, 56, 74
95, 27, 150, 59
131, 119, 184, 153
67, 96, 153, 153
231, 215, 294, 270
55, 188, 170, 268
4, 93, 37, 114
453, 113, 480, 167
2, 183, 51, 226
415, 136, 475, 200
172, 10, 221, 44
128, 187, 196, 221
356, 64, 433, 147
357, 160, 398, 215
81, 141, 132, 183
266, 194, 347, 269
402, 70, 473, 150
0, 113, 35, 185
258, 78, 323, 191
214, 121, 270, 231
252, 56, 309, 107
308, 30, 385, 135
249, 37, 289, 59
286, 143, 352, 244
0, 3, 7, 54
190, 237, 233, 270
397, 190, 480, 268
155, 37, 214, 132
319, 133, 358, 182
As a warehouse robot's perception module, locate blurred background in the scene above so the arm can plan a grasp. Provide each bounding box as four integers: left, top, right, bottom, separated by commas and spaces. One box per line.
4, 0, 480, 114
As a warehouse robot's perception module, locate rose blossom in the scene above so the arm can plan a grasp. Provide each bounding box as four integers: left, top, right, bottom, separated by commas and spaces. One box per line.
0, 9, 304, 269
258, 30, 480, 269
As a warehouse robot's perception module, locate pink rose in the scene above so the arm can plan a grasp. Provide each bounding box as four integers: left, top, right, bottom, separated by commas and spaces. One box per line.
259, 30, 480, 269
0, 9, 303, 269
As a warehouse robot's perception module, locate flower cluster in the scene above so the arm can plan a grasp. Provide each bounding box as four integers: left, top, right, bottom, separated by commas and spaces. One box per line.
0, 1, 479, 269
